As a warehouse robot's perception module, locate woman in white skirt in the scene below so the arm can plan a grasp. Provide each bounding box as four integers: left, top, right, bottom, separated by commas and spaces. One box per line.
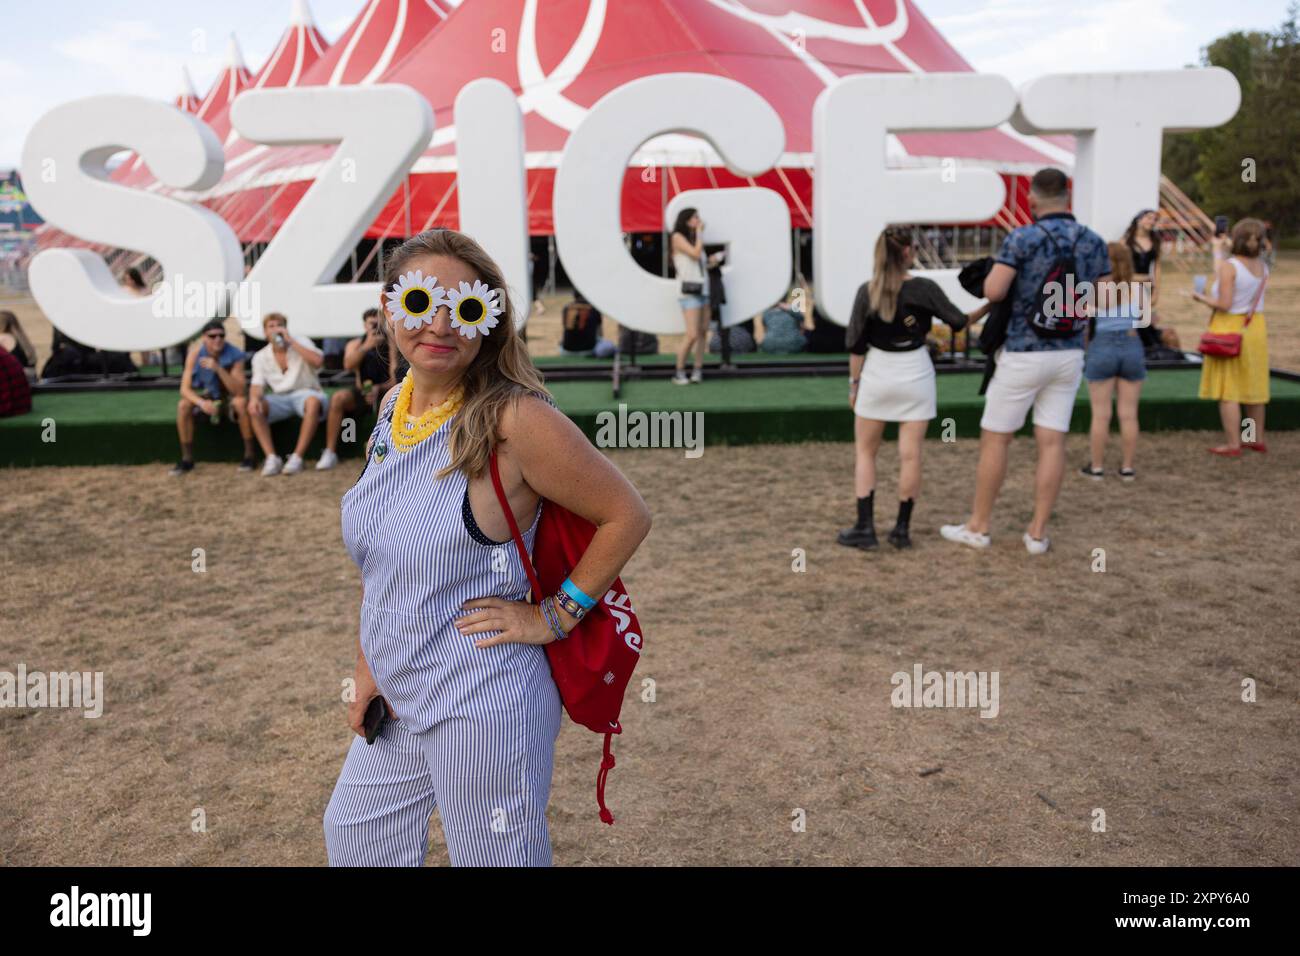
838, 227, 986, 550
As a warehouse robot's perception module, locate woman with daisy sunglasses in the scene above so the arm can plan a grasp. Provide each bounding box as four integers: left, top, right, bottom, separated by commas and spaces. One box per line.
324, 228, 652, 867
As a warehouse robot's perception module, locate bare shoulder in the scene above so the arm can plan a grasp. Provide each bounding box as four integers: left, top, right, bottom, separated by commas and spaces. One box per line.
498, 391, 576, 451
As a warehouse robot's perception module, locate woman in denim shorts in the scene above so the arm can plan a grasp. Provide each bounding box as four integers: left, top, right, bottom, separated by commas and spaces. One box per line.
1082, 242, 1146, 481
671, 208, 711, 384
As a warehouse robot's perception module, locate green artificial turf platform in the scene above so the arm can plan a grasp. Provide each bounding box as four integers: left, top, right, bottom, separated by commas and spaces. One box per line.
3, 369, 1298, 467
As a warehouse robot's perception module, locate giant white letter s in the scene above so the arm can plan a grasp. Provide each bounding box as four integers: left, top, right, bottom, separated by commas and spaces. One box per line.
21, 96, 242, 351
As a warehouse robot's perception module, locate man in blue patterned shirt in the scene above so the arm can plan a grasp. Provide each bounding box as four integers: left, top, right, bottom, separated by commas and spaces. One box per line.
942, 168, 1110, 555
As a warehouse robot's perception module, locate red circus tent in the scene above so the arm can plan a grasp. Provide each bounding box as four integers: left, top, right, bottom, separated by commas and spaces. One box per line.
248, 0, 330, 89
127, 0, 452, 243
174, 67, 200, 113
112, 35, 253, 190
203, 0, 1076, 243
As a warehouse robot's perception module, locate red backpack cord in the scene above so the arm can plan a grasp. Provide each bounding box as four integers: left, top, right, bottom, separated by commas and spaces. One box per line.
596, 733, 616, 825
488, 449, 617, 825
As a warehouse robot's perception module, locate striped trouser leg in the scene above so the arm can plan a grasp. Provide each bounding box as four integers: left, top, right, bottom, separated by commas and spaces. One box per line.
324, 720, 437, 866
418, 684, 562, 867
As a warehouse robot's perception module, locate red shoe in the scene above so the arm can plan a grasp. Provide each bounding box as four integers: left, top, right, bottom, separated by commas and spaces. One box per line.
1243, 442, 1268, 454
1208, 446, 1242, 457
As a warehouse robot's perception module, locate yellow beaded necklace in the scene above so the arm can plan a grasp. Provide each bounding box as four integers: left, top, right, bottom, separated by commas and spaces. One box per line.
390, 374, 464, 452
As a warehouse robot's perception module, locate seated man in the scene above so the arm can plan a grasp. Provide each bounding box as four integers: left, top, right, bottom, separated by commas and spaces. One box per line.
559, 300, 600, 355
170, 319, 252, 475
317, 308, 401, 470
248, 312, 327, 476
759, 297, 807, 354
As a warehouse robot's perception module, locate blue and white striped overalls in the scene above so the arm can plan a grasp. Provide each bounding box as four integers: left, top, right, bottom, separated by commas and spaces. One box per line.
325, 391, 563, 866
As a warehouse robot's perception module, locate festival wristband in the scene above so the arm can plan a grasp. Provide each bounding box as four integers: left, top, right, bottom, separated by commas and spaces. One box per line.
560, 577, 596, 611
554, 590, 588, 621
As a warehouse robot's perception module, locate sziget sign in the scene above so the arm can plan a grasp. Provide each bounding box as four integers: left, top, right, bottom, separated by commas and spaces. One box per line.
21, 69, 1239, 350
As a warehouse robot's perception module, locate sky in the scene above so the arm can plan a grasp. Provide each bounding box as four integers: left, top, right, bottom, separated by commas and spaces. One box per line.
0, 0, 1293, 169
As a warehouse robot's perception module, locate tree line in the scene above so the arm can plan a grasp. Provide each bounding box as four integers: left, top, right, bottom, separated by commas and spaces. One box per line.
1162, 3, 1300, 244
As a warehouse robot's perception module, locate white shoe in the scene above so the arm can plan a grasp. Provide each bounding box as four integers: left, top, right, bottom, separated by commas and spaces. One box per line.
315, 448, 339, 471
940, 523, 991, 550
261, 454, 283, 477
671, 373, 690, 386
690, 369, 703, 383
1022, 532, 1051, 555
282, 453, 304, 475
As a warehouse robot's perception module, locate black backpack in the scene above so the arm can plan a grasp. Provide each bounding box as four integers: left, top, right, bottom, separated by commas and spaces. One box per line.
1028, 224, 1088, 339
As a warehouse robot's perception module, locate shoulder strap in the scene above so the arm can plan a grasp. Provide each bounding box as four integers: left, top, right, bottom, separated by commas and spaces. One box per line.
1034, 222, 1061, 256
488, 449, 543, 599
1243, 265, 1268, 327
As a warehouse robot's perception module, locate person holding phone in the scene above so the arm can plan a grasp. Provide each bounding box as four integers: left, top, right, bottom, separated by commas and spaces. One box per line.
247, 312, 327, 475
324, 228, 651, 867
671, 207, 710, 384
1193, 218, 1271, 456
316, 308, 402, 471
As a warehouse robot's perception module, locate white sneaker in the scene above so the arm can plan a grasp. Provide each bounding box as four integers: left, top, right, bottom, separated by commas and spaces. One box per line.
671, 372, 690, 386
690, 369, 703, 383
1022, 532, 1051, 555
282, 453, 304, 475
261, 454, 283, 477
315, 448, 339, 471
940, 523, 991, 550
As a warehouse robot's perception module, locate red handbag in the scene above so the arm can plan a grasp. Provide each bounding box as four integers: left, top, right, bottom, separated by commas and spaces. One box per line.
489, 451, 643, 824
1198, 267, 1267, 357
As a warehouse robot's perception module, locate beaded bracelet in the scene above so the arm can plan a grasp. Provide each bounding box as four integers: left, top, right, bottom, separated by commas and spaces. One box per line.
560, 576, 597, 611
538, 596, 568, 642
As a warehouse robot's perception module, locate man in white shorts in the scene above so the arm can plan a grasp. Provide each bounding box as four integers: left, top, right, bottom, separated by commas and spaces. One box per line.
941, 168, 1110, 554
248, 312, 327, 476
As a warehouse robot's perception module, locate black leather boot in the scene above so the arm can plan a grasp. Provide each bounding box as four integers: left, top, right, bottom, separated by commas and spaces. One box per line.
888, 498, 914, 549
837, 493, 878, 550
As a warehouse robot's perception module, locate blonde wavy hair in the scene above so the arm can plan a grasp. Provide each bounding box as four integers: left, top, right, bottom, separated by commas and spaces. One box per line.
380, 229, 550, 481
868, 227, 912, 323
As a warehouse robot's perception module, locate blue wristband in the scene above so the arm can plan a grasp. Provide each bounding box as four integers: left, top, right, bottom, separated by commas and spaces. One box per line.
561, 577, 597, 610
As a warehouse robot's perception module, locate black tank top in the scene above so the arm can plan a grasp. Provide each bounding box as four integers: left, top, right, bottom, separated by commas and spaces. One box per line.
1130, 242, 1157, 275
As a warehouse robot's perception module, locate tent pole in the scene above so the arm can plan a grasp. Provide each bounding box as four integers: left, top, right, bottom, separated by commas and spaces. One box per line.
660, 167, 668, 278
403, 175, 412, 238
547, 234, 556, 297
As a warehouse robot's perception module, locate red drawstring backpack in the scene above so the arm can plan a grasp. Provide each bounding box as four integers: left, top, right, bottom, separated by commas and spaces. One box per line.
489, 451, 644, 824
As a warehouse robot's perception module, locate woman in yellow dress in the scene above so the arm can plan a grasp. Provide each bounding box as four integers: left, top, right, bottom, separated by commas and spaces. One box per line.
1193, 218, 1270, 456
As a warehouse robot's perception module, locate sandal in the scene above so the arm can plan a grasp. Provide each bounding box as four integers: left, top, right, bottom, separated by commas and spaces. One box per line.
1208, 446, 1242, 457
1243, 442, 1268, 454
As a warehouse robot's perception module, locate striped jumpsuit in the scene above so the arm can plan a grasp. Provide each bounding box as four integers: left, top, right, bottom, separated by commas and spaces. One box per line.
325, 391, 563, 866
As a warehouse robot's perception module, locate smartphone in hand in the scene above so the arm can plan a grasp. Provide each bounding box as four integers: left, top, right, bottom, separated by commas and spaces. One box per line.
363, 696, 388, 745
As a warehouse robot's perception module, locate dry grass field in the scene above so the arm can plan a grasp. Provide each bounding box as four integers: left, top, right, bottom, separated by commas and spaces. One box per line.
2, 430, 1297, 866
